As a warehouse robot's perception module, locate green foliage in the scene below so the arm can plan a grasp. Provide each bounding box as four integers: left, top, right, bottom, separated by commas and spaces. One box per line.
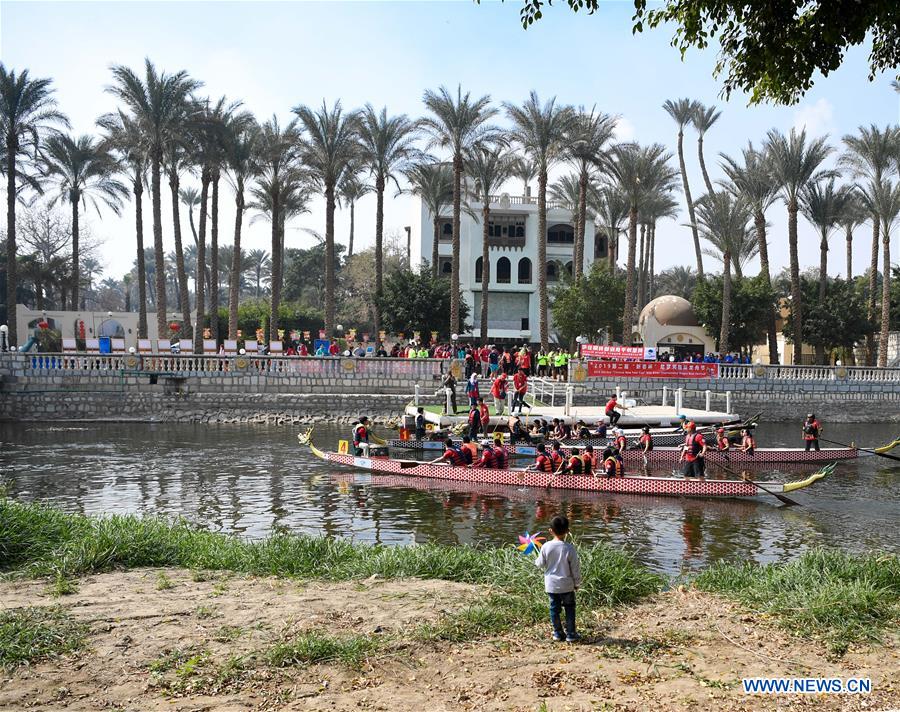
379, 268, 470, 339
508, 0, 900, 105
282, 241, 346, 309
692, 274, 775, 352
0, 606, 89, 670
783, 276, 873, 352
695, 549, 900, 655
267, 631, 379, 668
550, 262, 625, 345
221, 299, 322, 340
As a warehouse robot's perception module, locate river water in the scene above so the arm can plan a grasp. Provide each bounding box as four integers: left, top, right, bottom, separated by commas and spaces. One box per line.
1, 422, 898, 576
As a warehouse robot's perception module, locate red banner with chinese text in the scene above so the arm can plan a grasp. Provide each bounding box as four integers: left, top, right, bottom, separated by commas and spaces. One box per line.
586, 360, 719, 379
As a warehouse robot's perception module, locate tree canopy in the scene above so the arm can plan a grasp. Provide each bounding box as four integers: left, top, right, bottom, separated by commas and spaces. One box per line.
506, 0, 900, 104
783, 276, 873, 355
379, 269, 470, 340
692, 274, 775, 353
550, 263, 625, 346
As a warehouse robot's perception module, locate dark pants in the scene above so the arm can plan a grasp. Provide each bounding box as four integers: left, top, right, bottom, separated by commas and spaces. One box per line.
443, 390, 457, 414
607, 410, 620, 426
512, 391, 527, 412
469, 421, 481, 439
805, 438, 820, 451
681, 458, 705, 478
415, 428, 426, 439
548, 591, 577, 639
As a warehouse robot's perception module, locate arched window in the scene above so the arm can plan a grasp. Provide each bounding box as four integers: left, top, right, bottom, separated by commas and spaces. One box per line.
497, 257, 511, 284
594, 234, 608, 258
518, 257, 532, 284
547, 261, 559, 283
565, 261, 573, 276
439, 258, 453, 277
475, 257, 483, 283
440, 221, 453, 240
98, 319, 125, 338
547, 223, 575, 244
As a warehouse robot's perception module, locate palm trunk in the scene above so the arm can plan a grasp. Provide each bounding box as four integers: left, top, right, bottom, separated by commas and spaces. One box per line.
374, 175, 385, 340
537, 169, 549, 349
845, 225, 853, 281
348, 200, 355, 257
450, 153, 462, 336
134, 172, 148, 338
788, 200, 803, 364
480, 200, 490, 340
151, 149, 167, 340
70, 196, 80, 309
677, 128, 703, 278
720, 252, 732, 354
649, 222, 656, 298
575, 168, 587, 279
878, 224, 891, 367
815, 231, 829, 364
169, 172, 193, 338
621, 206, 638, 344
228, 175, 244, 340
324, 182, 337, 337
754, 211, 779, 364
637, 223, 646, 309
210, 171, 220, 343
5, 138, 18, 345
698, 135, 714, 194
193, 169, 209, 353
268, 187, 280, 345
431, 216, 440, 278
866, 219, 879, 366
607, 229, 616, 272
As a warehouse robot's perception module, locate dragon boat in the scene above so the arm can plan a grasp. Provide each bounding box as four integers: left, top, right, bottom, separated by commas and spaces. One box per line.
298, 430, 833, 501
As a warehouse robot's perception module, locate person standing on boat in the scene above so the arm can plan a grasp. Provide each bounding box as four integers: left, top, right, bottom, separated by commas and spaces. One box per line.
639, 427, 653, 466
490, 371, 508, 416
740, 428, 756, 454
530, 444, 554, 472
432, 438, 466, 466
715, 427, 731, 460
680, 422, 707, 478
441, 371, 458, 415
352, 416, 371, 456
802, 413, 822, 451
613, 428, 627, 455
415, 407, 427, 439
605, 394, 628, 426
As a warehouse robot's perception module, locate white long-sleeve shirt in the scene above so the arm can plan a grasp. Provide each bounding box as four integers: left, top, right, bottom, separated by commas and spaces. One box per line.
534, 538, 581, 593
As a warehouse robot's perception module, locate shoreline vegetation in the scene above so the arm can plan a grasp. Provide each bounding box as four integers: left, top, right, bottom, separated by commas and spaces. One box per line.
2, 498, 899, 710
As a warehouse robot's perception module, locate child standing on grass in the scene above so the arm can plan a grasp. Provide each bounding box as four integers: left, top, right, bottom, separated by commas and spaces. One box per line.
534, 515, 581, 642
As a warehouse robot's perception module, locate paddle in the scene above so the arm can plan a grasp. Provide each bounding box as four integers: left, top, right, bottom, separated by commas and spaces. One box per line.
817, 437, 900, 462
713, 461, 801, 507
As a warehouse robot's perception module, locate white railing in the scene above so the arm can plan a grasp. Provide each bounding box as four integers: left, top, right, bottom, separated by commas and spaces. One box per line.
593, 362, 900, 383
5, 353, 445, 380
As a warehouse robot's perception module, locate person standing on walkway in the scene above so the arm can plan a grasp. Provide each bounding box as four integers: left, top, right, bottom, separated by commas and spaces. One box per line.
441, 371, 458, 415
490, 371, 508, 416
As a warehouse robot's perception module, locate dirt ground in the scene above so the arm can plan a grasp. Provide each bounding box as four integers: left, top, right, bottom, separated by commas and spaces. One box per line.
0, 569, 897, 711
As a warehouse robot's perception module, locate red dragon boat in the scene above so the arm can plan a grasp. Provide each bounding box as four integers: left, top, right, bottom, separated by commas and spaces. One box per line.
298, 430, 833, 501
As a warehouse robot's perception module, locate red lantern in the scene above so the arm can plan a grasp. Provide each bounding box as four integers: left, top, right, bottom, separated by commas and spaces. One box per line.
37, 321, 49, 330
169, 322, 180, 332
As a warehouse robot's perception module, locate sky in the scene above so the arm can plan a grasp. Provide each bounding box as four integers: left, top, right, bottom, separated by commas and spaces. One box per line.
1, 0, 899, 283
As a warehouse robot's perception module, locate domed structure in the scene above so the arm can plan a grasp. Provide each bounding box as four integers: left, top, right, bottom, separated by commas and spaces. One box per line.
637, 295, 714, 358
638, 295, 700, 329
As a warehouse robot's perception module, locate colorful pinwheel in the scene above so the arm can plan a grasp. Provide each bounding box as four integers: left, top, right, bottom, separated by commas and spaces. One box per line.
516, 531, 546, 555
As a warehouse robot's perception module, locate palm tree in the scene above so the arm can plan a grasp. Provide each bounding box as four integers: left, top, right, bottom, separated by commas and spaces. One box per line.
223, 115, 259, 338
294, 100, 360, 338
41, 133, 127, 309
504, 92, 574, 348
179, 186, 207, 307
511, 156, 537, 199
337, 169, 371, 257
639, 189, 679, 306
720, 142, 780, 363
838, 190, 867, 280
605, 143, 679, 343
0, 64, 68, 344
594, 186, 629, 271
253, 115, 302, 343
565, 107, 616, 279
663, 98, 703, 278
107, 59, 200, 340
466, 143, 515, 341
356, 105, 418, 338
244, 249, 271, 298
692, 103, 721, 194
548, 173, 583, 211
163, 127, 194, 337
858, 179, 900, 366
764, 128, 834, 364
97, 110, 149, 337
404, 160, 453, 276
695, 191, 752, 354
655, 265, 696, 299
841, 125, 900, 364
421, 85, 498, 335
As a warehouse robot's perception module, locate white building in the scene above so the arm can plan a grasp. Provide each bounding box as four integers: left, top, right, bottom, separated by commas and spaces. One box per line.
409, 183, 608, 342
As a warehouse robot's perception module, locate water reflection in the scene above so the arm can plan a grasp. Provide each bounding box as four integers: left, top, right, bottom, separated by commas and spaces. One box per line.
1, 422, 898, 576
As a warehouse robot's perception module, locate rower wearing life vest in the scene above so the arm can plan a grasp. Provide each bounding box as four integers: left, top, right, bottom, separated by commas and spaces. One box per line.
740, 428, 756, 454
432, 438, 467, 466
530, 444, 554, 472
467, 405, 481, 438
478, 398, 491, 433
550, 441, 565, 472
680, 421, 707, 478
352, 416, 370, 455
613, 428, 628, 454
492, 434, 509, 469
581, 445, 594, 475
460, 435, 478, 464
566, 447, 583, 475
601, 447, 624, 478
802, 413, 822, 451
470, 441, 496, 469
715, 427, 730, 451
575, 420, 591, 439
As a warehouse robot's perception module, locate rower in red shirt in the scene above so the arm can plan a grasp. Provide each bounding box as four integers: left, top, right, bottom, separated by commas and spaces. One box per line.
470, 441, 496, 469
549, 442, 565, 473
740, 428, 756, 454
638, 426, 653, 466
431, 438, 467, 466
478, 398, 490, 432
566, 447, 584, 475
491, 434, 509, 469
679, 422, 707, 478
601, 447, 623, 478
613, 428, 628, 454
530, 444, 554, 472
581, 446, 594, 475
